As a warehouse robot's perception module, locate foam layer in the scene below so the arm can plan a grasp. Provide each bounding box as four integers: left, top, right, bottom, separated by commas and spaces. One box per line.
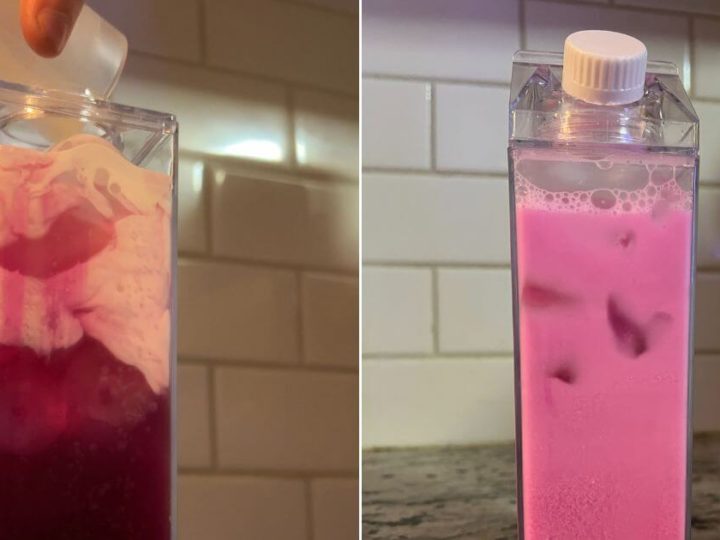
515, 151, 694, 215
515, 165, 693, 215
0, 135, 171, 391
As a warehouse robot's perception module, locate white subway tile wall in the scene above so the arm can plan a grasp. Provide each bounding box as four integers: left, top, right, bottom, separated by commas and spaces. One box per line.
178, 476, 307, 540
525, 2, 690, 83
88, 0, 358, 536
215, 368, 358, 471
363, 0, 519, 82
435, 84, 509, 172
363, 267, 434, 355
363, 174, 510, 263
362, 79, 431, 169
437, 269, 513, 354
205, 0, 358, 94
311, 479, 360, 540
363, 0, 720, 448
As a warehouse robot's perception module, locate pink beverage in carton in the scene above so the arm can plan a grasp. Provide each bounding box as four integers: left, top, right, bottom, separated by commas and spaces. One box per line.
508, 31, 698, 539
0, 132, 173, 539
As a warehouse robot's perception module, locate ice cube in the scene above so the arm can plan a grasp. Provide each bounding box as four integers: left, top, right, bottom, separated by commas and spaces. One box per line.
607, 296, 648, 358
0, 203, 114, 279
0, 346, 67, 454
618, 231, 635, 249
63, 337, 156, 430
651, 165, 673, 186
522, 282, 577, 308
550, 364, 577, 384
591, 190, 616, 210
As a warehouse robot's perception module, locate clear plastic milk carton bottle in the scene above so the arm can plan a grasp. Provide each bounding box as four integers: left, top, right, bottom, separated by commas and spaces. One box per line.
0, 5, 176, 539
509, 31, 698, 539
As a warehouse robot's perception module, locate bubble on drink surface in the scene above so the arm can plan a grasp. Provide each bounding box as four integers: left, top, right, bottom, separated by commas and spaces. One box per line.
516, 163, 692, 215
591, 190, 616, 210
651, 165, 673, 186
676, 167, 694, 192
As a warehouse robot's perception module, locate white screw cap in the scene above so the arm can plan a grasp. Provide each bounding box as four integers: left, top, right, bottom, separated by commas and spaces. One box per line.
562, 30, 647, 105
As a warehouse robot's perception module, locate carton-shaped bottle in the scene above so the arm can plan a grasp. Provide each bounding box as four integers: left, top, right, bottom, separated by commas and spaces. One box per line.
508, 31, 698, 539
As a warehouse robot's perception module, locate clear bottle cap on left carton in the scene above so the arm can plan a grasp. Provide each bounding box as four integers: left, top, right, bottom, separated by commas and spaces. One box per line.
0, 2, 127, 99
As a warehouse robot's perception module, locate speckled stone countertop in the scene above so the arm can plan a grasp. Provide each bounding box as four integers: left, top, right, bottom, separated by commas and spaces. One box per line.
363, 433, 720, 539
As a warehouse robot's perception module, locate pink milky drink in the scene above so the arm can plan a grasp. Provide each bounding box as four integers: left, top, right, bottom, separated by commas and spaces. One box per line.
509, 33, 698, 539
0, 84, 176, 540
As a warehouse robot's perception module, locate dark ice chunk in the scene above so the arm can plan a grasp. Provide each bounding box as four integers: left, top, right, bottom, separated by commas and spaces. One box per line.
607, 295, 648, 358
550, 364, 577, 384
522, 282, 577, 308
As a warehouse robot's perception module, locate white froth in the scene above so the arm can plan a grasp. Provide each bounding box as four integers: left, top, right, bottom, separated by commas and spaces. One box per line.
0, 135, 172, 392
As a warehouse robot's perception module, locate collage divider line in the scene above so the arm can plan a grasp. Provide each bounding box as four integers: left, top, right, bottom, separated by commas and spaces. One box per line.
296, 271, 308, 365
431, 268, 440, 354
207, 366, 220, 471
196, 0, 207, 64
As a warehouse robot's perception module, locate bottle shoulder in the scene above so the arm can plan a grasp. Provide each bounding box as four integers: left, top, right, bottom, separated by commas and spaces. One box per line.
509, 52, 698, 150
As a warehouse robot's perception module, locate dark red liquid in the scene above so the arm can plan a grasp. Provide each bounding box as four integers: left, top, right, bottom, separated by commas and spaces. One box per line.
0, 139, 173, 539
0, 337, 171, 540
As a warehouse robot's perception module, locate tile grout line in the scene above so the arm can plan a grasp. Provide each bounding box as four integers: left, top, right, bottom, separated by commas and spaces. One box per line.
431, 267, 440, 354
364, 261, 511, 269
207, 365, 220, 471
273, 0, 357, 19
363, 351, 514, 360
129, 50, 358, 99
179, 148, 359, 186
363, 72, 510, 87
179, 467, 358, 479
688, 14, 696, 99
363, 166, 508, 178
296, 271, 308, 365
430, 82, 437, 171
286, 88, 300, 169
519, 0, 527, 50
179, 356, 359, 374
529, 0, 720, 19
202, 165, 215, 256
178, 253, 359, 276
304, 479, 315, 540
197, 0, 208, 64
